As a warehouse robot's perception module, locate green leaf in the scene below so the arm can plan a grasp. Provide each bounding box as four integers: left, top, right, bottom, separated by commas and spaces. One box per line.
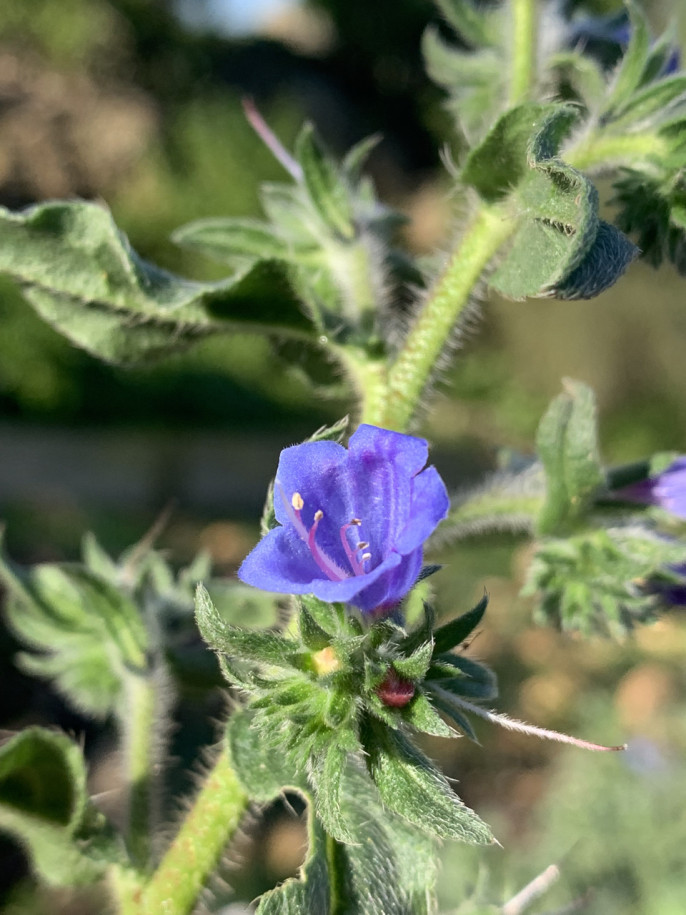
309, 743, 356, 843
433, 0, 496, 47
0, 728, 121, 886
462, 103, 578, 203
195, 584, 300, 667
171, 217, 291, 267
0, 201, 316, 365
433, 594, 488, 655
295, 124, 355, 240
0, 544, 147, 718
550, 220, 638, 299
600, 0, 651, 117
428, 691, 478, 741
535, 380, 605, 535
360, 717, 493, 845
258, 813, 332, 915
227, 708, 305, 801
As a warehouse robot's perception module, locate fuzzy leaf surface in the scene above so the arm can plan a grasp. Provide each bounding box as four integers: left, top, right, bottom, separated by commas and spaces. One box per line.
0, 201, 316, 365
361, 717, 493, 845
0, 544, 147, 718
0, 728, 120, 886
535, 380, 604, 535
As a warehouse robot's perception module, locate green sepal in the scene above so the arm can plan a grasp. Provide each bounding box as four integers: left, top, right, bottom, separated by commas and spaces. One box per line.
195, 584, 301, 668
399, 602, 435, 655
402, 691, 455, 738
433, 594, 488, 655
306, 416, 350, 444
535, 379, 604, 536
0, 201, 317, 366
390, 640, 433, 681
428, 691, 478, 741
0, 728, 124, 886
295, 123, 355, 240
432, 0, 496, 47
300, 595, 348, 636
427, 654, 498, 701
0, 541, 147, 718
299, 604, 333, 651
360, 716, 493, 845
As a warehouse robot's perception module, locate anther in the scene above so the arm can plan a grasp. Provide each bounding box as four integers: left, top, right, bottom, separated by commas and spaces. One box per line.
314, 510, 323, 521
291, 492, 304, 511
361, 552, 372, 563
350, 518, 361, 526
357, 541, 369, 550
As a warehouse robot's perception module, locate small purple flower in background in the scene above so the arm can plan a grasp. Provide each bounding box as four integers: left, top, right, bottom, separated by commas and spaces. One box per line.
238, 424, 449, 614
618, 457, 686, 520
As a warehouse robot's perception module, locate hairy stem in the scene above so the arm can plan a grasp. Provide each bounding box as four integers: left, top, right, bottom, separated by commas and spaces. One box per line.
122, 671, 164, 869
509, 0, 538, 104
138, 747, 248, 915
370, 204, 513, 431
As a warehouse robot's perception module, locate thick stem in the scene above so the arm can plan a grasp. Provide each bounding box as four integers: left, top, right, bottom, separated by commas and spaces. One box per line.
373, 204, 513, 431
137, 747, 248, 915
338, 347, 389, 427
509, 0, 538, 104
122, 671, 163, 869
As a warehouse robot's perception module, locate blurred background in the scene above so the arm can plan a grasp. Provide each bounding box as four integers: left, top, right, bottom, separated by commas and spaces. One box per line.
1, 0, 686, 912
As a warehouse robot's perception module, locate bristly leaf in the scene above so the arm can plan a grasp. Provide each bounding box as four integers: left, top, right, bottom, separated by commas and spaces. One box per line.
360, 716, 493, 845
402, 692, 455, 738
0, 728, 123, 886
426, 654, 498, 701
295, 124, 356, 240
535, 380, 605, 535
433, 594, 488, 655
195, 584, 301, 668
0, 201, 317, 366
0, 542, 147, 718
227, 708, 306, 800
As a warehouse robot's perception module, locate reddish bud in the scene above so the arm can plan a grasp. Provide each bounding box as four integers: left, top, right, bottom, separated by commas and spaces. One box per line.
376, 668, 415, 708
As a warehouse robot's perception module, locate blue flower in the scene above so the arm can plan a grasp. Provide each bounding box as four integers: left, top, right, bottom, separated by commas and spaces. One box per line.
619, 457, 686, 520
238, 424, 450, 613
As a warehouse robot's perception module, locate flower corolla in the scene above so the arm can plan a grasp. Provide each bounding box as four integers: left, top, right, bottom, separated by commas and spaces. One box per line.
620, 457, 686, 520
238, 424, 449, 613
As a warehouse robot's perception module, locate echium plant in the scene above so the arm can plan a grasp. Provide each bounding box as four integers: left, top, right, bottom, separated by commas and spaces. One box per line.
1, 1, 686, 912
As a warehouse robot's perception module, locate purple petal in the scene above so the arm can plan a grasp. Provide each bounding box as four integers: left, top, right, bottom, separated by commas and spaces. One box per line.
273, 440, 350, 529
394, 466, 450, 554
653, 458, 686, 519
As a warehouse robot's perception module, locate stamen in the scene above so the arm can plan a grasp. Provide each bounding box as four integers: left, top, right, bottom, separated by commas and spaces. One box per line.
357, 541, 369, 550
361, 552, 372, 563
277, 482, 349, 582
340, 520, 365, 576
307, 510, 349, 582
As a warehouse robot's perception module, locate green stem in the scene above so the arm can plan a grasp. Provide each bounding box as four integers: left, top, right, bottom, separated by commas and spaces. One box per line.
123, 672, 162, 869
509, 0, 538, 104
138, 747, 248, 915
337, 346, 389, 426
372, 204, 513, 431
565, 130, 669, 173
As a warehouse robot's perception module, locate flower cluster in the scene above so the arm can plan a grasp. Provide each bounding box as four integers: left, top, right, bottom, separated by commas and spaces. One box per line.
238, 424, 450, 613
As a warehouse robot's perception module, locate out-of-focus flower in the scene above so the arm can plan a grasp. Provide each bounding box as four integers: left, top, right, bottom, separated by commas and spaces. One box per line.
238, 424, 449, 614
618, 457, 686, 520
